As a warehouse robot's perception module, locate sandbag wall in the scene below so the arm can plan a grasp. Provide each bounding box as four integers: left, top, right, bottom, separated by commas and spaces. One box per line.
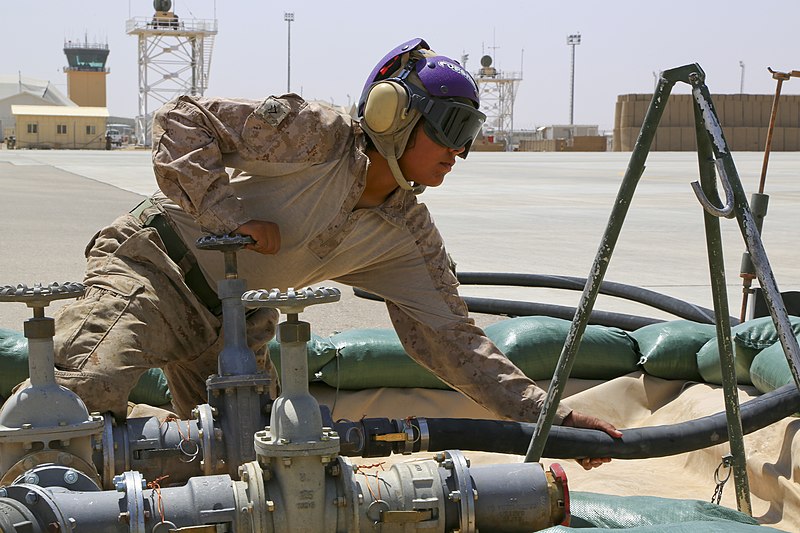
3, 315, 799, 409
613, 93, 800, 152
0, 328, 172, 407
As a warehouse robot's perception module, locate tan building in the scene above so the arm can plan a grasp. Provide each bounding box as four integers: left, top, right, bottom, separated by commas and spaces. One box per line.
11, 105, 109, 149
613, 93, 800, 151
0, 75, 75, 139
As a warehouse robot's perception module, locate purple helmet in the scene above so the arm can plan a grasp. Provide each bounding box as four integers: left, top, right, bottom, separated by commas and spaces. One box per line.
357, 39, 485, 192
358, 38, 484, 155
357, 38, 481, 113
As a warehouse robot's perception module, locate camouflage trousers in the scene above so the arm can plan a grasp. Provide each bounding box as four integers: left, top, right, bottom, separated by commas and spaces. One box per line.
51, 214, 278, 419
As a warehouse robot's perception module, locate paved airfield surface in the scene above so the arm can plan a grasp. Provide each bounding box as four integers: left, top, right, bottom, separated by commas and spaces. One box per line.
2, 148, 799, 530
2, 148, 798, 332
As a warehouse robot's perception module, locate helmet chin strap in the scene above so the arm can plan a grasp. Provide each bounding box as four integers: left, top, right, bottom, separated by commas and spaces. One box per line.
387, 155, 426, 195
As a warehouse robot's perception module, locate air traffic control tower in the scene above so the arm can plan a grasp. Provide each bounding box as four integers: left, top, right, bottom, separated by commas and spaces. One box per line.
127, 0, 217, 146
63, 39, 110, 107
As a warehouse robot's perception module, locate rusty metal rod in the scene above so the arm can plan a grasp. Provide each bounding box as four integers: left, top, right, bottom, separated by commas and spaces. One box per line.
739, 67, 800, 321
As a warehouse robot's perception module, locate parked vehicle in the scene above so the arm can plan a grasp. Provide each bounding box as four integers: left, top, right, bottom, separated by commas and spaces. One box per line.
105, 129, 122, 147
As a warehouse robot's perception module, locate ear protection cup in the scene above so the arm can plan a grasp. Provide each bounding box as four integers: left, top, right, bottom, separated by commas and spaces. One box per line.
361, 81, 410, 134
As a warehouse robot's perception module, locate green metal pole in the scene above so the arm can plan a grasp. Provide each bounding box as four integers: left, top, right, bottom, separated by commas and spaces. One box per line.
690, 76, 752, 515
690, 77, 800, 395
524, 65, 697, 463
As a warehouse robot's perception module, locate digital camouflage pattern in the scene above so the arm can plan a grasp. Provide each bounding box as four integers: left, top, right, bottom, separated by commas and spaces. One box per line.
49, 94, 571, 424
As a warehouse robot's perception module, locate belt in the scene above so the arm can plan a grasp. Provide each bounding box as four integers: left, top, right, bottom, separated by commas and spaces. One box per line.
130, 198, 222, 315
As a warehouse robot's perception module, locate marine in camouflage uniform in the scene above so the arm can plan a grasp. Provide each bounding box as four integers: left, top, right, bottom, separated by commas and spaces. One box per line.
49, 39, 623, 470
50, 92, 572, 425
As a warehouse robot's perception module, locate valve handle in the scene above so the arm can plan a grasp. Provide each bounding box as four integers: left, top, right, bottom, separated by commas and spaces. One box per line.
242, 287, 340, 314
195, 234, 255, 253
0, 282, 85, 308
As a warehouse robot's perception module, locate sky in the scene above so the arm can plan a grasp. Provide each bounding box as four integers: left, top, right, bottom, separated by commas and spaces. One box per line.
3, 0, 800, 133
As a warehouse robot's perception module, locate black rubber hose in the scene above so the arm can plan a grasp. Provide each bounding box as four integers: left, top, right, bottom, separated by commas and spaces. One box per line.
460, 295, 661, 331
353, 272, 739, 331
456, 272, 733, 325
420, 383, 800, 459
352, 288, 661, 330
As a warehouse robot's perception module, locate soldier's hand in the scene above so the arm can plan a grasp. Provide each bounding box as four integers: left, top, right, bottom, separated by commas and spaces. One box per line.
562, 410, 623, 470
235, 220, 281, 255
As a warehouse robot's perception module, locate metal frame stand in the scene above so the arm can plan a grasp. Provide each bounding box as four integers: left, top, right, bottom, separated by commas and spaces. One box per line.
524, 63, 800, 516
738, 67, 800, 321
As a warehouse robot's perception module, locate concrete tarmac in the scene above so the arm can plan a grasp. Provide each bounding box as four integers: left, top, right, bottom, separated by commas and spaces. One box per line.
1, 148, 798, 334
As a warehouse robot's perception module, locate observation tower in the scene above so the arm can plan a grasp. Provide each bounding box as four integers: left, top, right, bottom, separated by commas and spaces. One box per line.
126, 0, 217, 146
474, 54, 522, 150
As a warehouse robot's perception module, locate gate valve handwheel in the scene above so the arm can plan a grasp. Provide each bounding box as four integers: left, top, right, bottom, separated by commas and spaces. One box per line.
0, 282, 85, 311
242, 287, 341, 315
196, 234, 255, 279
195, 234, 255, 253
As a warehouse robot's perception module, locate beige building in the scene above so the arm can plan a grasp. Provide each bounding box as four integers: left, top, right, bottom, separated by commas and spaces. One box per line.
11, 105, 109, 149
0, 75, 75, 139
613, 93, 800, 151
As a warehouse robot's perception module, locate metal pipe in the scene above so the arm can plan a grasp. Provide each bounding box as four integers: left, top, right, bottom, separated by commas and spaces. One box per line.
0, 451, 568, 533
217, 277, 258, 376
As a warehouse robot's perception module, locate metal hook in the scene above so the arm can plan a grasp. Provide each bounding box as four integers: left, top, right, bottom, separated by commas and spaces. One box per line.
691, 159, 736, 219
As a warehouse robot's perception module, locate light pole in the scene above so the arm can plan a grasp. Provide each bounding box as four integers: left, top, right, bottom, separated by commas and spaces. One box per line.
567, 32, 581, 125
284, 12, 294, 93
739, 60, 745, 94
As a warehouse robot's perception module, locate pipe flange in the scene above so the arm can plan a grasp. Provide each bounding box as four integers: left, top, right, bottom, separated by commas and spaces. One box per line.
195, 234, 255, 252
1, 450, 101, 489
3, 484, 68, 531
0, 282, 85, 308
242, 287, 341, 314
0, 413, 104, 444
196, 404, 217, 476
11, 463, 99, 492
101, 412, 124, 490
206, 373, 272, 393
234, 462, 271, 532
438, 450, 477, 533
113, 471, 146, 533
254, 427, 340, 458
331, 457, 361, 531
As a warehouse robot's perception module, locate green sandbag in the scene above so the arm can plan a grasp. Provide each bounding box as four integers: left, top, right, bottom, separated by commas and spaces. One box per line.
540, 491, 769, 532
129, 368, 172, 406
318, 329, 449, 390
632, 320, 717, 381
0, 328, 172, 406
267, 333, 338, 377
0, 328, 29, 398
750, 338, 799, 393
697, 315, 800, 385
485, 316, 639, 380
